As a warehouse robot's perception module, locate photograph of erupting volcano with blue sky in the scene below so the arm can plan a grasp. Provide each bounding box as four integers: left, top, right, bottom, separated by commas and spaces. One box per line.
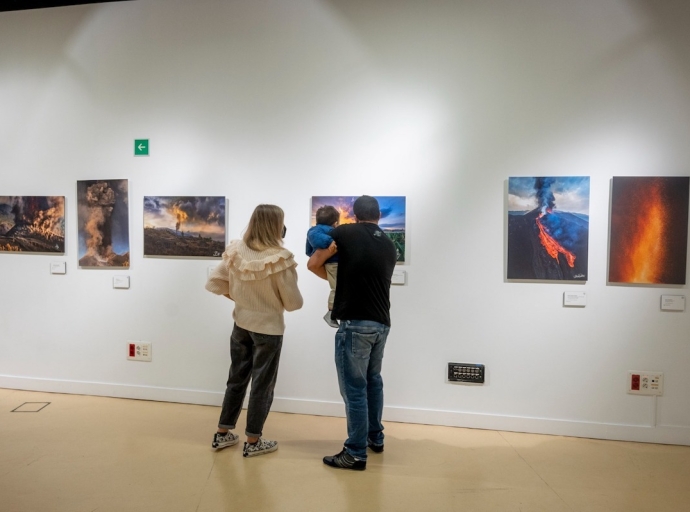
77, 179, 129, 267
609, 177, 689, 285
507, 177, 589, 281
0, 196, 65, 253
143, 196, 225, 257
311, 196, 406, 262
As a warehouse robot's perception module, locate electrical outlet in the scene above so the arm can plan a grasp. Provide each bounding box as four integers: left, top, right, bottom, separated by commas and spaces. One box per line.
448, 363, 485, 383
127, 342, 152, 362
628, 371, 663, 396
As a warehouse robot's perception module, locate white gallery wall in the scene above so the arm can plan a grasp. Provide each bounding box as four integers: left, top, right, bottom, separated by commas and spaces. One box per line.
1, 0, 689, 445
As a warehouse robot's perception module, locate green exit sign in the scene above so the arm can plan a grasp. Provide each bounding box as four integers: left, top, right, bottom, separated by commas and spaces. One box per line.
134, 139, 149, 156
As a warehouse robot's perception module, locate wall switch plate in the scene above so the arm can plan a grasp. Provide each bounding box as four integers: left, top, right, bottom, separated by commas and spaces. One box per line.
50, 262, 66, 274
127, 342, 152, 362
113, 276, 130, 289
628, 371, 663, 395
448, 363, 485, 383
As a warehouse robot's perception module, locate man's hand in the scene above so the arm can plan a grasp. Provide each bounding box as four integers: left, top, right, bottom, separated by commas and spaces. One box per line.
307, 242, 337, 280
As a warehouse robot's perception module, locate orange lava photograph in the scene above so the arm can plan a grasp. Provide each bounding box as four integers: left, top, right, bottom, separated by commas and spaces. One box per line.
608, 177, 689, 284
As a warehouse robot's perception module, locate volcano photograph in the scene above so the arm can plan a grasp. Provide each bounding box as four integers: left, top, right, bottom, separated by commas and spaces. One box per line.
77, 179, 130, 268
0, 196, 65, 253
609, 177, 689, 285
311, 196, 406, 262
507, 177, 589, 281
143, 196, 225, 257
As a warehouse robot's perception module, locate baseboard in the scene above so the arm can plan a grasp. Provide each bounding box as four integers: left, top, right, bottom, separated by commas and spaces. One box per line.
2, 374, 688, 446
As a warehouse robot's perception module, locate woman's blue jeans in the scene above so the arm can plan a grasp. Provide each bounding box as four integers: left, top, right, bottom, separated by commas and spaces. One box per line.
335, 319, 390, 461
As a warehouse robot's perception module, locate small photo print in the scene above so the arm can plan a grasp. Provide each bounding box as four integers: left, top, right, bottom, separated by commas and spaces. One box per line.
144, 196, 226, 257
0, 196, 65, 253
609, 176, 689, 284
311, 196, 406, 262
77, 179, 130, 267
507, 177, 590, 281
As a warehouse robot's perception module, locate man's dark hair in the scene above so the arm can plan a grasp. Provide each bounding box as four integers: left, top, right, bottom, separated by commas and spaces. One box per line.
353, 195, 380, 222
316, 205, 340, 226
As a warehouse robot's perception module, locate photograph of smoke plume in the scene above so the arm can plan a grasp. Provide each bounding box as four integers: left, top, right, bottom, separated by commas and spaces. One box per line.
0, 196, 65, 253
310, 196, 406, 262
143, 196, 226, 257
507, 177, 590, 281
77, 179, 130, 267
609, 177, 689, 285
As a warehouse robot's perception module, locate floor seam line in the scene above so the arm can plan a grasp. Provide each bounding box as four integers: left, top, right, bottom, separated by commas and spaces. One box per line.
497, 431, 576, 512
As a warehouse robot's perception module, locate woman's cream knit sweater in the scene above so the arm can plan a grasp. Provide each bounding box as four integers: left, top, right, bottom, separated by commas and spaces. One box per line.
205, 240, 303, 335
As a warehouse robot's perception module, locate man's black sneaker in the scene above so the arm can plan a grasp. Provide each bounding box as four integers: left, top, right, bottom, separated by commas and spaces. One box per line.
323, 449, 366, 471
367, 440, 384, 453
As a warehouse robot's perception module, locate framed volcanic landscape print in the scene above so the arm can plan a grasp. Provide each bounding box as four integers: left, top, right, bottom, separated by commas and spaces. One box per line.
310, 196, 406, 262
77, 179, 130, 267
143, 196, 226, 257
0, 196, 65, 253
507, 177, 590, 281
609, 176, 689, 285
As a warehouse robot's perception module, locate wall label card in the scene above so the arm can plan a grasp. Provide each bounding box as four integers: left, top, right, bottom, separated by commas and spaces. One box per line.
661, 295, 685, 311
50, 262, 66, 274
563, 291, 586, 307
392, 269, 407, 285
113, 276, 130, 289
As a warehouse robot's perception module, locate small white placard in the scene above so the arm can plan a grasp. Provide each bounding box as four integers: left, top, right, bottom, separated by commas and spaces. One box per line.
392, 269, 406, 285
113, 276, 130, 289
563, 291, 586, 307
661, 295, 685, 311
50, 262, 66, 275
208, 265, 217, 278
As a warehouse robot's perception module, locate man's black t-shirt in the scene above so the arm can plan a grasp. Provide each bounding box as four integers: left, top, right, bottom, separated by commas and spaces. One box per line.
330, 222, 397, 326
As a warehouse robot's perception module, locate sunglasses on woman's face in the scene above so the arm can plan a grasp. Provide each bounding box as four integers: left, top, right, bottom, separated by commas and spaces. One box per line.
282, 226, 287, 238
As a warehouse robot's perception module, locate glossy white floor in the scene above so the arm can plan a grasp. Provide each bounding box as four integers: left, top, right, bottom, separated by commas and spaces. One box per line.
1, 387, 689, 512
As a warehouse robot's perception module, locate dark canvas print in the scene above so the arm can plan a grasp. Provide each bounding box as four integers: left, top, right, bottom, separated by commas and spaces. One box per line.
609, 177, 689, 284
311, 196, 406, 262
0, 196, 65, 253
77, 179, 130, 267
143, 196, 225, 257
508, 177, 590, 280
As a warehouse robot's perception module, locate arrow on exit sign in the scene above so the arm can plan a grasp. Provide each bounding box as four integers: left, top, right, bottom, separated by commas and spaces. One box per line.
134, 139, 149, 156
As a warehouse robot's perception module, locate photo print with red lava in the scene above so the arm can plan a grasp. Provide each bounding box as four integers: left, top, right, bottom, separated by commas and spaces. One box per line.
507, 177, 590, 281
143, 196, 226, 257
310, 196, 406, 263
0, 196, 65, 253
77, 179, 130, 268
609, 176, 689, 285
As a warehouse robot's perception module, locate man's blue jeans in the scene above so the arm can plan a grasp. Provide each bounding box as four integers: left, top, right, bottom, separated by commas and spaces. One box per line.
335, 319, 390, 461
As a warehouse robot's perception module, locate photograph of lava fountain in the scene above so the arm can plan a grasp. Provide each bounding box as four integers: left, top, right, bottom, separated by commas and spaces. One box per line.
0, 196, 65, 253
508, 177, 589, 280
77, 179, 130, 267
311, 196, 406, 262
143, 196, 225, 257
609, 177, 689, 285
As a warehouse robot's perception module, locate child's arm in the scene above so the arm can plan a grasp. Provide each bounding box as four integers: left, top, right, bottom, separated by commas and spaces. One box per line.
307, 228, 334, 250
307, 242, 337, 280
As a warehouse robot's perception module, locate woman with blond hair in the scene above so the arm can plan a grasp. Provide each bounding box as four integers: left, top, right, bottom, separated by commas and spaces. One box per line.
206, 204, 303, 457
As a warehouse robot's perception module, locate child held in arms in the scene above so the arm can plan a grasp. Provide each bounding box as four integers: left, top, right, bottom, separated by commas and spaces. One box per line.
306, 205, 340, 328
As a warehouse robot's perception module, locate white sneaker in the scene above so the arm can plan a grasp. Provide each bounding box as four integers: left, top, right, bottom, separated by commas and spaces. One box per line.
212, 431, 239, 449
323, 311, 339, 328
243, 438, 278, 457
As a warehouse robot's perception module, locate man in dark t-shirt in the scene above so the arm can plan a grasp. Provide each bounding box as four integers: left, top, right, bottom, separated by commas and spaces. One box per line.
307, 196, 397, 471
